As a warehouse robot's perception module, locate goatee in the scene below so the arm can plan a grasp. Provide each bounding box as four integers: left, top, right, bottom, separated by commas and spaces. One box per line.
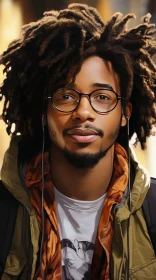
63, 148, 108, 168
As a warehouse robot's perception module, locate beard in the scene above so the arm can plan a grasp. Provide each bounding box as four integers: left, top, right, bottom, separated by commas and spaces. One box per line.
62, 118, 122, 169
49, 115, 123, 169
63, 144, 113, 169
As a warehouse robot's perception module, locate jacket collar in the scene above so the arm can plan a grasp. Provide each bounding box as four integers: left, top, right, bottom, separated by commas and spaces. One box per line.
1, 136, 150, 218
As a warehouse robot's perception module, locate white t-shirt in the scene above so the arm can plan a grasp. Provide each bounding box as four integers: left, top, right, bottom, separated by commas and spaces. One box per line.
54, 187, 107, 280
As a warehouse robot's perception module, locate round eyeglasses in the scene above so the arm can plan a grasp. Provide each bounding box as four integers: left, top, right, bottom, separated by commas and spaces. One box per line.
47, 87, 122, 114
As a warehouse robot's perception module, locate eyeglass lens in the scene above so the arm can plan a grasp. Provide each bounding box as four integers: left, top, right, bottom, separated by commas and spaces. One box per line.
52, 88, 118, 113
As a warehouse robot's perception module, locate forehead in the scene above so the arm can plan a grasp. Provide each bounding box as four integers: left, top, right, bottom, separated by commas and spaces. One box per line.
71, 56, 120, 92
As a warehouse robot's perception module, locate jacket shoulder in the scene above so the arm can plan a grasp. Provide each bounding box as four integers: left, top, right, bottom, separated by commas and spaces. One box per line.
142, 177, 156, 254
0, 181, 19, 277
0, 180, 17, 200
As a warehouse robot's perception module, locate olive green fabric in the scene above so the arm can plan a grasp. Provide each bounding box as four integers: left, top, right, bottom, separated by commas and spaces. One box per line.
1, 136, 40, 280
110, 172, 156, 279
1, 136, 156, 279
2, 205, 27, 279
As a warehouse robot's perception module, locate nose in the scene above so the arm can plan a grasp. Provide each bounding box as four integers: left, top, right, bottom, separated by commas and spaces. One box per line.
72, 95, 96, 122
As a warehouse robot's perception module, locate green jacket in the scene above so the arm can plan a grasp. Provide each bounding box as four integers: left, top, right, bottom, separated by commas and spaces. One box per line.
1, 136, 156, 280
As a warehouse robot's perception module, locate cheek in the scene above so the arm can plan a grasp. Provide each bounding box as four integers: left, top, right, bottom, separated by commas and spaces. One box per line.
102, 107, 122, 139
47, 104, 70, 144
47, 117, 57, 140
47, 105, 60, 143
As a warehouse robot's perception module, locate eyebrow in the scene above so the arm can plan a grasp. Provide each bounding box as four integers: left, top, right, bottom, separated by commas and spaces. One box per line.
66, 82, 114, 91
92, 83, 114, 90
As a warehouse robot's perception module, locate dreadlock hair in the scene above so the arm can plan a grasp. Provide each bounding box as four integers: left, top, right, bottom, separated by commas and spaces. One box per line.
0, 3, 156, 155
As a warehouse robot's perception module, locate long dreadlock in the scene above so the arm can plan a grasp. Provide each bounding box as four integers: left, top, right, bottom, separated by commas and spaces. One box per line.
0, 4, 156, 151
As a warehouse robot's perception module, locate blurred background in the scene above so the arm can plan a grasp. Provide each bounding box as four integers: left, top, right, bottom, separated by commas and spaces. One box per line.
0, 0, 156, 177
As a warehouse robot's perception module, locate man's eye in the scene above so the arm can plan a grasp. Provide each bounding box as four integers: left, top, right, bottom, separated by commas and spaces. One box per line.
60, 94, 75, 100
95, 95, 110, 100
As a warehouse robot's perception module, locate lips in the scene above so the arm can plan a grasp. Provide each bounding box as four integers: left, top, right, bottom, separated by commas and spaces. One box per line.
67, 129, 99, 143
67, 129, 99, 136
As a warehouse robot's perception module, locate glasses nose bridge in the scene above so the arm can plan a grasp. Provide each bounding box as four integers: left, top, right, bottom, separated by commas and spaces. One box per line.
78, 92, 92, 104
73, 91, 95, 119
75, 91, 94, 113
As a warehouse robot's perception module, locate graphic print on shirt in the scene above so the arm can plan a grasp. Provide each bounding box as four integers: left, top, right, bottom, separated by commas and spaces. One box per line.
61, 238, 94, 280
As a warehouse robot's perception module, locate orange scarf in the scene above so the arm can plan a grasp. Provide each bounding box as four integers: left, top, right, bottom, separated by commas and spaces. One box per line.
26, 143, 128, 279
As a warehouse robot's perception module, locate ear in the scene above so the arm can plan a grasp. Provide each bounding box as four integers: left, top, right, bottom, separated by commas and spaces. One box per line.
121, 102, 132, 127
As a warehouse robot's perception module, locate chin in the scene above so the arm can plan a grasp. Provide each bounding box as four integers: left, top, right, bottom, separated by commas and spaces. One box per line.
62, 147, 108, 169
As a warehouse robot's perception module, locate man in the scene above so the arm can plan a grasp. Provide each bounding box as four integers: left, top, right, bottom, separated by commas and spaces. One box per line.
0, 3, 156, 280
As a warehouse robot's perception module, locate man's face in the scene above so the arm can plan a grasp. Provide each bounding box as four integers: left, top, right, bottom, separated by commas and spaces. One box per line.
47, 56, 127, 168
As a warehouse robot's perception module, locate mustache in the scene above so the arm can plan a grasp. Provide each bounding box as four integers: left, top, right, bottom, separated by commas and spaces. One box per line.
63, 124, 104, 137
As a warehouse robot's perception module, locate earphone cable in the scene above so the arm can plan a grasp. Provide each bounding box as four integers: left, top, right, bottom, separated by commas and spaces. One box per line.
40, 114, 45, 280
126, 116, 131, 280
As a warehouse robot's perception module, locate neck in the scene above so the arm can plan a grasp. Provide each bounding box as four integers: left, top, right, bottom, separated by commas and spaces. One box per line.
50, 145, 115, 201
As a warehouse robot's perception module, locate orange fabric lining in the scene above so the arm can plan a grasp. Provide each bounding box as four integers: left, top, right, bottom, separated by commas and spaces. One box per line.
26, 143, 128, 279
